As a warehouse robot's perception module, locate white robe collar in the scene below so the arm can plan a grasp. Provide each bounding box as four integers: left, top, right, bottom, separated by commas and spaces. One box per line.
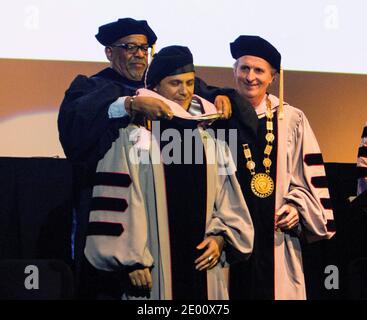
254, 94, 280, 119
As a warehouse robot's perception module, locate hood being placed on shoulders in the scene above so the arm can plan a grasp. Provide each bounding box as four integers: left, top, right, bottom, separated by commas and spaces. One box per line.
136, 88, 217, 119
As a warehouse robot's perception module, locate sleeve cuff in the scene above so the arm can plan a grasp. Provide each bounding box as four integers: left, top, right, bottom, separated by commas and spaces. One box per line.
108, 97, 128, 118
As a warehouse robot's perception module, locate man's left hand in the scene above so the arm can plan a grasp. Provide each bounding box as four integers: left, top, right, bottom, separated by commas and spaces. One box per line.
214, 95, 232, 119
194, 235, 224, 271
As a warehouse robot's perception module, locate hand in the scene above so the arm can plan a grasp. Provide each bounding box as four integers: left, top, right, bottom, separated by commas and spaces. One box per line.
214, 95, 232, 119
128, 267, 152, 290
275, 203, 300, 231
194, 235, 224, 271
127, 96, 173, 120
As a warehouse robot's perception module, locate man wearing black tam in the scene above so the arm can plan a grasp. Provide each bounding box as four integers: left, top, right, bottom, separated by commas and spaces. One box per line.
228, 35, 335, 300
83, 45, 254, 299
57, 18, 254, 298
145, 46, 195, 90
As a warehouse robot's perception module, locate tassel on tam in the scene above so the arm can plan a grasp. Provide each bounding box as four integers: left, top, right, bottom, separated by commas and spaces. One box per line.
150, 44, 156, 58
278, 66, 284, 120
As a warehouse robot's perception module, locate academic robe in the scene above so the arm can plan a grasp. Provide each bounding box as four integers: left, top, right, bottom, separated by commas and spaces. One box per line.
84, 91, 254, 300
57, 68, 139, 282
230, 94, 335, 300
357, 121, 367, 195
57, 69, 258, 291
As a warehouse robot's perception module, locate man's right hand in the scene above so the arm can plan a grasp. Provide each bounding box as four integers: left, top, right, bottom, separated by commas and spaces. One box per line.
126, 96, 173, 120
128, 267, 153, 290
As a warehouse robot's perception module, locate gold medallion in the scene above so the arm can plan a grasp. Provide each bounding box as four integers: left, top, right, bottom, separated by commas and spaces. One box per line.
251, 173, 274, 198
243, 95, 276, 198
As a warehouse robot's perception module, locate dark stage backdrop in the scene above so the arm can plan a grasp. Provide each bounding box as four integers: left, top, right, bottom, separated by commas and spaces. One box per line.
0, 157, 365, 299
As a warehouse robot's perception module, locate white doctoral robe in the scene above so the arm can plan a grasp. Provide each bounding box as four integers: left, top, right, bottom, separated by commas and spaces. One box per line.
257, 94, 336, 299
84, 91, 254, 299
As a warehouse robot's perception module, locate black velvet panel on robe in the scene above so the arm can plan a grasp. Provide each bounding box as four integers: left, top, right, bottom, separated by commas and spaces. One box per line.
157, 119, 208, 300
230, 113, 278, 300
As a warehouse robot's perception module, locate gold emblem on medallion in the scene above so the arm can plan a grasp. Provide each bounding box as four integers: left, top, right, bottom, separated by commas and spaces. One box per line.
250, 173, 274, 198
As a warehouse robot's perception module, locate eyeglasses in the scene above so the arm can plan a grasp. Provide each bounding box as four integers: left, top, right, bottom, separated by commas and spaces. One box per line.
110, 43, 150, 55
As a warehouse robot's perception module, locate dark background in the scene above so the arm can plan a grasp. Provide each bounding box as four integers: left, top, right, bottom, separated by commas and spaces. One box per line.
0, 157, 366, 299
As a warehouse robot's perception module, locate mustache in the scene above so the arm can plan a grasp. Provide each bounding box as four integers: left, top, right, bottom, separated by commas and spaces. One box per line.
130, 58, 146, 64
